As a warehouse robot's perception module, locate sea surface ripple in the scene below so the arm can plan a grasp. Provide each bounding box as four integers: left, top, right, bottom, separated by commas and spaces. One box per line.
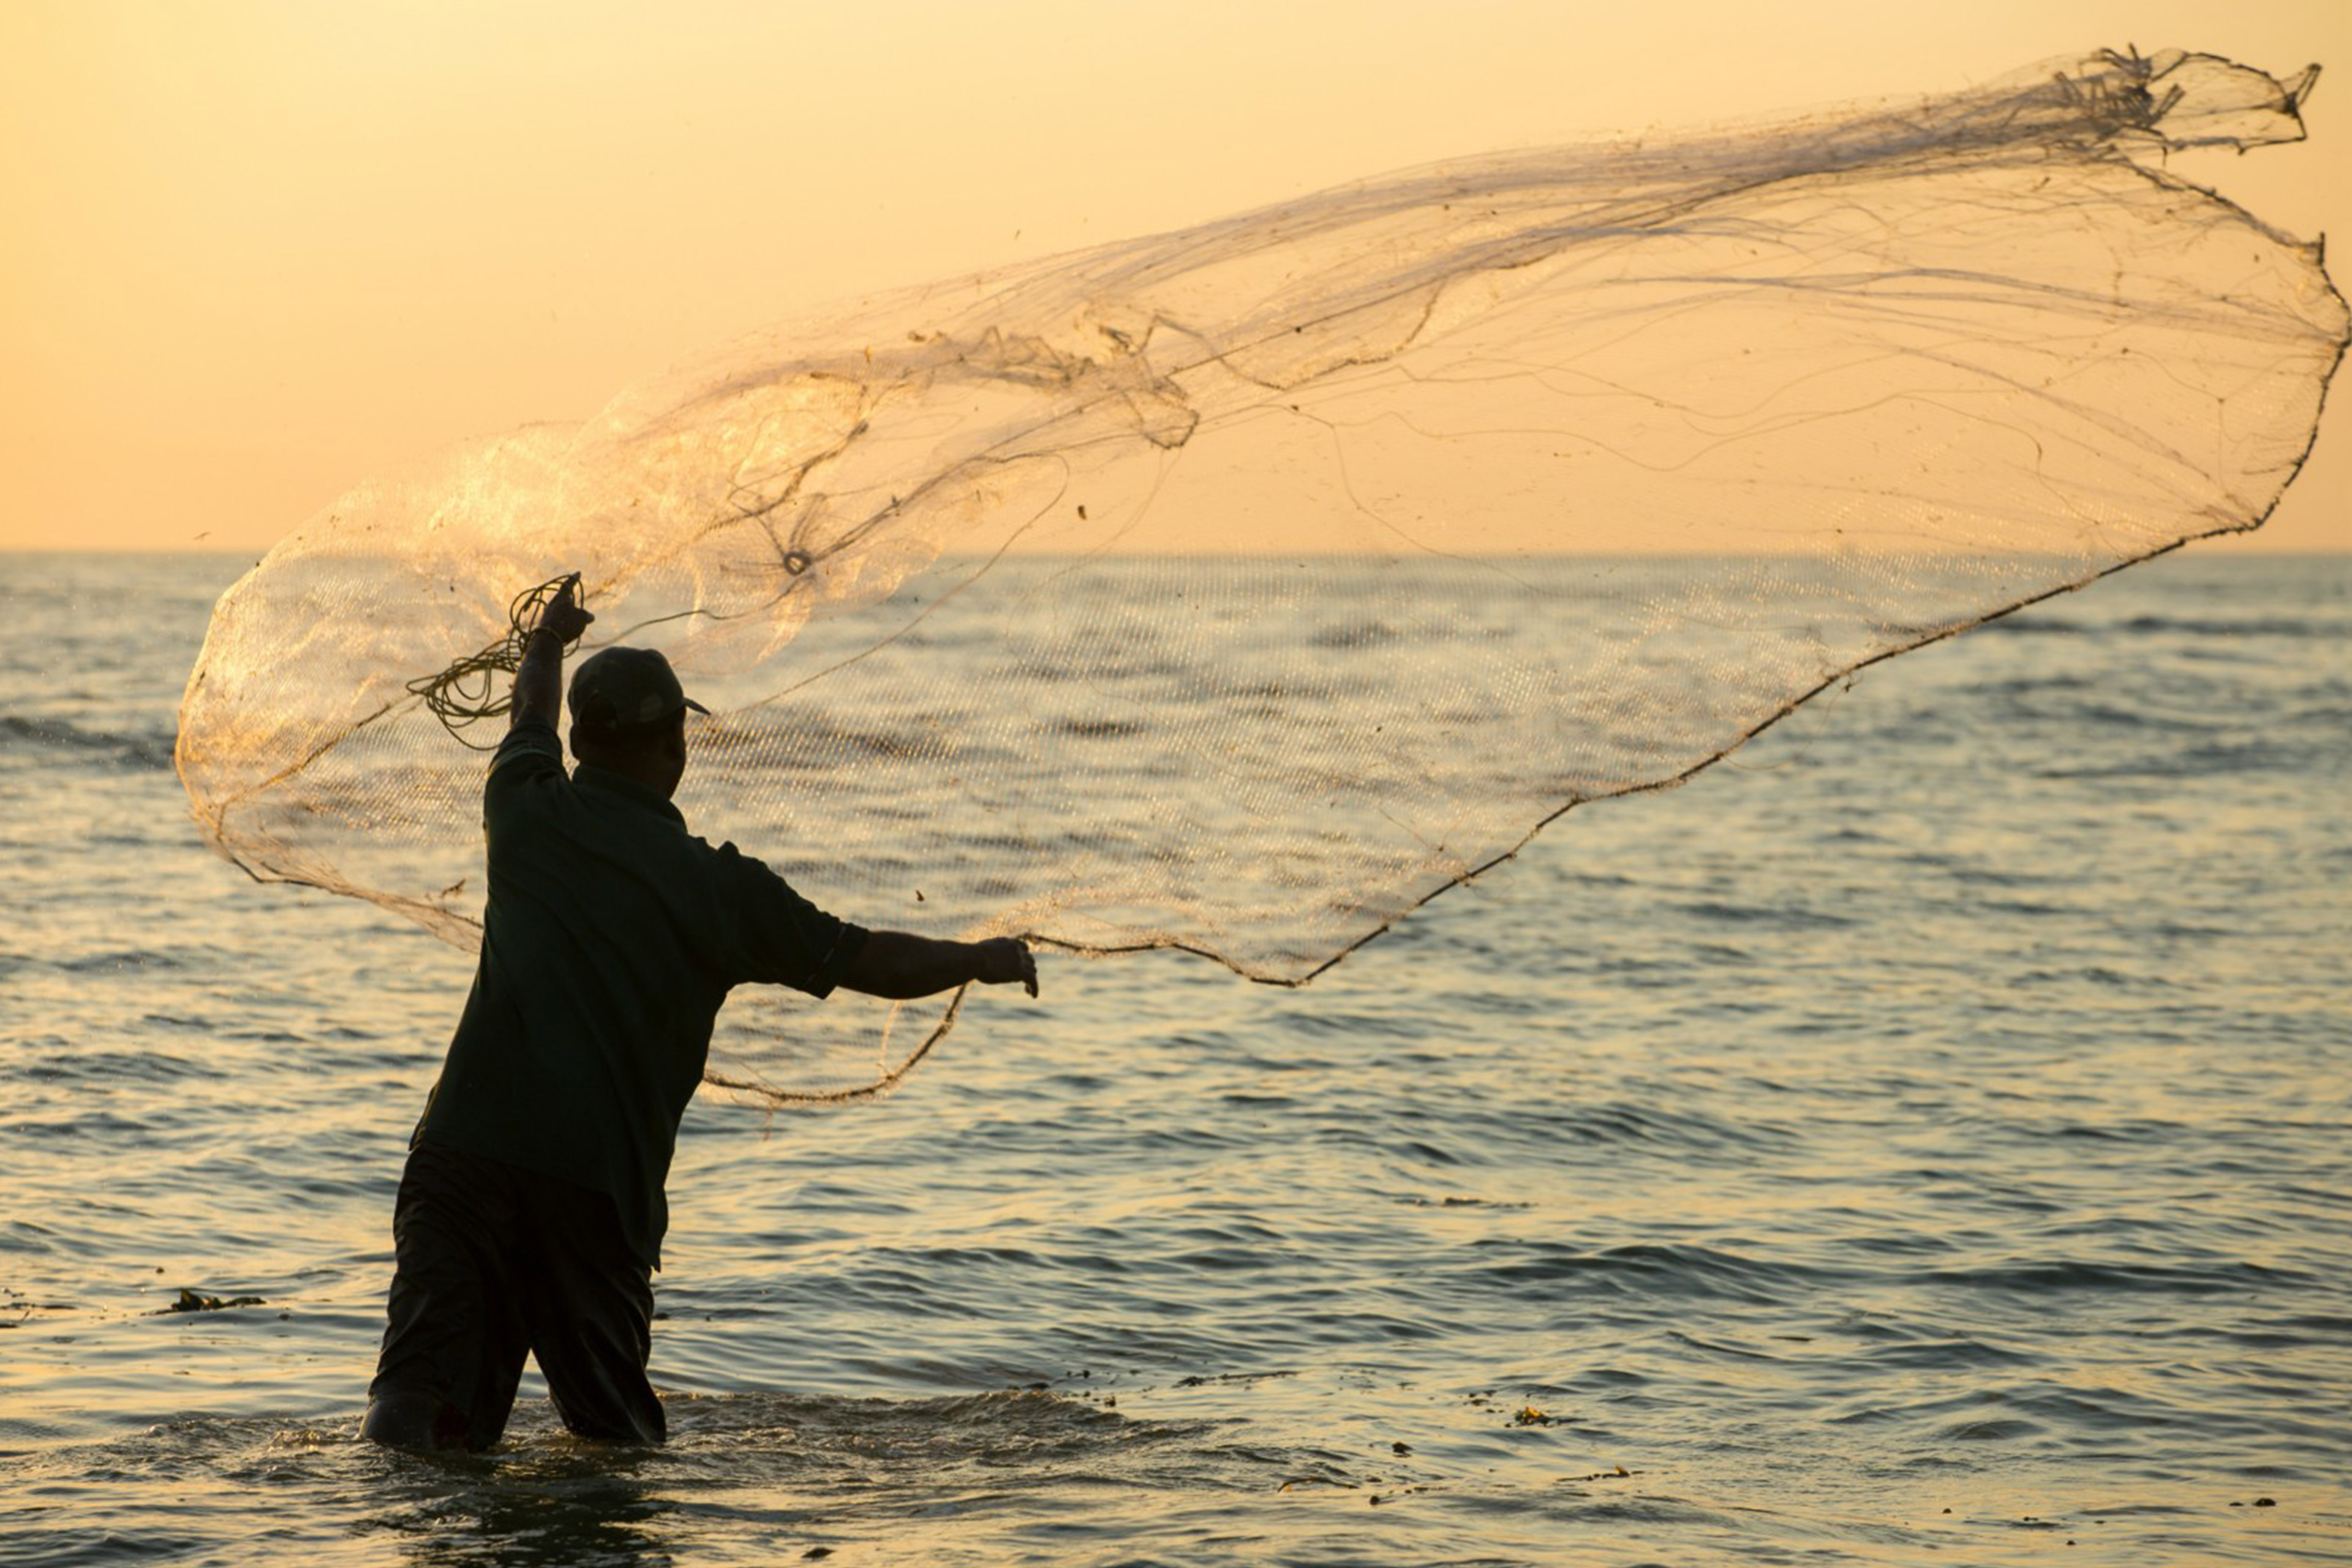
1, 551, 2346, 1566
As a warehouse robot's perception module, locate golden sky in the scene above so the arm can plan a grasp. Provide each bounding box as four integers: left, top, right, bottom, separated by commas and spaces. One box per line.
3, 0, 2346, 553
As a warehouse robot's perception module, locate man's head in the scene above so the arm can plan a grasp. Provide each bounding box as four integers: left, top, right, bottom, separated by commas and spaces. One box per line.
567, 646, 708, 799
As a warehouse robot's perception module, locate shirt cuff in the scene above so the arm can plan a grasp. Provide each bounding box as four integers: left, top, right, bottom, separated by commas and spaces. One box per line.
801, 923, 870, 1000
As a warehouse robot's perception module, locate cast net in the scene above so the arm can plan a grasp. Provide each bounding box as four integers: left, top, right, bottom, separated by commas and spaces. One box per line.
177, 48, 2346, 1104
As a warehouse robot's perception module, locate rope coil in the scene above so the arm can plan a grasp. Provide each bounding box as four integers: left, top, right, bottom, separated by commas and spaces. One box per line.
405, 576, 587, 748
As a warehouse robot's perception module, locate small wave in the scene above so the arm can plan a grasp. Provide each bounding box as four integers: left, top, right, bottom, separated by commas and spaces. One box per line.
1978, 617, 2088, 637
2038, 739, 2307, 780
1, 714, 176, 770
2116, 614, 2327, 639
54, 949, 185, 974
11, 1046, 206, 1085
1054, 715, 1149, 741
1518, 1099, 1798, 1160
1472, 1240, 1828, 1303
1980, 613, 2327, 639
1859, 1335, 2038, 1370
1942, 1415, 2043, 1441
1684, 899, 1856, 930
1984, 698, 2212, 733
1920, 1259, 2303, 1295
1306, 620, 1406, 650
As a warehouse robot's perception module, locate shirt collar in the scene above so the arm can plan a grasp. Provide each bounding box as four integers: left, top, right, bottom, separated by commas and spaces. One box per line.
573, 763, 687, 826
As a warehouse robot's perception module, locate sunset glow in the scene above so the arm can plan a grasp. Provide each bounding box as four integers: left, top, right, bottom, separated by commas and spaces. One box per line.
4, 0, 2345, 553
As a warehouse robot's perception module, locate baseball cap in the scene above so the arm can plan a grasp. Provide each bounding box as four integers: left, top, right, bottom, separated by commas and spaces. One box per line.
568, 646, 710, 734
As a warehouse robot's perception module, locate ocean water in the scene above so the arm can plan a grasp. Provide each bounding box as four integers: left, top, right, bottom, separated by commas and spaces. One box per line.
2, 548, 2347, 1567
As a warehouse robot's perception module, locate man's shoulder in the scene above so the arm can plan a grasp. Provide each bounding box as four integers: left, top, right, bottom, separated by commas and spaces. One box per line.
481, 723, 568, 832
485, 722, 565, 793
686, 832, 776, 884
489, 722, 565, 778
685, 834, 829, 916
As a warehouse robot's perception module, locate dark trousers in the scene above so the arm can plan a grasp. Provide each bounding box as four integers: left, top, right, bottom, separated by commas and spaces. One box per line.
366, 1139, 665, 1450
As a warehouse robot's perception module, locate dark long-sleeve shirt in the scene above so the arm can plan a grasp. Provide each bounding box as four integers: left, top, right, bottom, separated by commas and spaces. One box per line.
415, 722, 865, 1267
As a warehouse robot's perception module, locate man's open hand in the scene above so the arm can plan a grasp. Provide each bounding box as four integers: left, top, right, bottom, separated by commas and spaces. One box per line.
973, 937, 1039, 997
540, 575, 595, 645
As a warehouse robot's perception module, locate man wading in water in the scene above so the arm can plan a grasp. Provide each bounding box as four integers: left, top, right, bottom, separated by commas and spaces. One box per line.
363, 576, 1038, 1450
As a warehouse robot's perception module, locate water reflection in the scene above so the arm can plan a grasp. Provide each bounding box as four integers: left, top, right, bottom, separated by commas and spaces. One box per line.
363, 1441, 682, 1568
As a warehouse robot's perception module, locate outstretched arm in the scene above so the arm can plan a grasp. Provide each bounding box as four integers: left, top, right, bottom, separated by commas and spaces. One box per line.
510, 575, 594, 731
840, 932, 1038, 1000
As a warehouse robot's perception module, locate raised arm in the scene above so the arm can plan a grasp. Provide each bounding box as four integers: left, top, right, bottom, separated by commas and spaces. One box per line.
510, 575, 594, 731
840, 931, 1038, 1000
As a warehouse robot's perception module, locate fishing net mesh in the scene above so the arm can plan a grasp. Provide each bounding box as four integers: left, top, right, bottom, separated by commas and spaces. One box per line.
177, 48, 2346, 1104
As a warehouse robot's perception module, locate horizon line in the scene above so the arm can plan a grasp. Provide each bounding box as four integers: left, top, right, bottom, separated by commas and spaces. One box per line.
8, 539, 2351, 557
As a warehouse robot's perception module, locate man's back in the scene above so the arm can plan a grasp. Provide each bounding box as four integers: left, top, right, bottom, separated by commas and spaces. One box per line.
420, 720, 861, 1268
